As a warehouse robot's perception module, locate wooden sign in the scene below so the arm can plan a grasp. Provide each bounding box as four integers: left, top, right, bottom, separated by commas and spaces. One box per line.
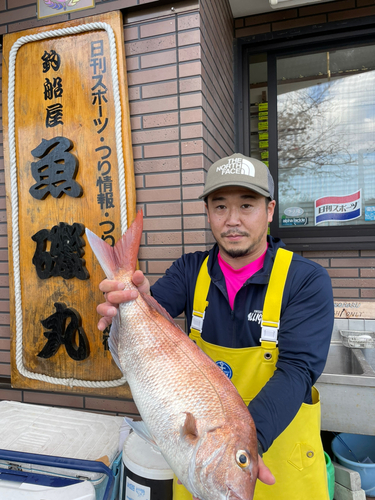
2, 11, 136, 396
334, 301, 375, 320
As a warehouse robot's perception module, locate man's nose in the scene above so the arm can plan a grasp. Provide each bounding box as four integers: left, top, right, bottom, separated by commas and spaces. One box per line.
226, 208, 241, 225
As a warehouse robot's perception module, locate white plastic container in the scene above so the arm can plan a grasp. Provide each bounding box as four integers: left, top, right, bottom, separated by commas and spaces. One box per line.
0, 476, 96, 500
340, 330, 375, 348
0, 401, 124, 500
120, 432, 173, 500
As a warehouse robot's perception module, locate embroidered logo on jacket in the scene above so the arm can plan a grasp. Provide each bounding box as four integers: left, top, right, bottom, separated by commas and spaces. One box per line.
248, 309, 263, 325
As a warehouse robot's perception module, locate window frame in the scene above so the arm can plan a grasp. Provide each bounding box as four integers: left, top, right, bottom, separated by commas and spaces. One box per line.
236, 23, 375, 251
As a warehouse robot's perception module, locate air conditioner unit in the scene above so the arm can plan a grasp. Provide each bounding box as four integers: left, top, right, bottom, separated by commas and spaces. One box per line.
270, 0, 325, 8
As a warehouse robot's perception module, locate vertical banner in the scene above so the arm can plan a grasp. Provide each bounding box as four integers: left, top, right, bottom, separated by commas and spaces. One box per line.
2, 11, 136, 396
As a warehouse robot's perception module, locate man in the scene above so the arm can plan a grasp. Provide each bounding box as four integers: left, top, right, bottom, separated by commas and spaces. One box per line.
97, 153, 334, 500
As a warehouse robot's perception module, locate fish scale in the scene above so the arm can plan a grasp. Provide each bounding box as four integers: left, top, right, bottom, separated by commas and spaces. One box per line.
86, 210, 258, 500
120, 305, 241, 490
122, 298, 239, 416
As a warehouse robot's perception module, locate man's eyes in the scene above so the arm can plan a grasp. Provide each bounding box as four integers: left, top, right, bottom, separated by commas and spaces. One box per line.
213, 204, 253, 210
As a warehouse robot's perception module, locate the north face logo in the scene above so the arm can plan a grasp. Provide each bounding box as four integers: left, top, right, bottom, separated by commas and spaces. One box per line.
216, 158, 255, 177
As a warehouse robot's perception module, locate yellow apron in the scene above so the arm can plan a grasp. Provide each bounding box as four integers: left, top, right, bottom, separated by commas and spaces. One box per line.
173, 248, 329, 500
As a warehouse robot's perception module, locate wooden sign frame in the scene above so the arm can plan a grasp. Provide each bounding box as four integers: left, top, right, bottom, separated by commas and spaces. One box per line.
2, 11, 136, 396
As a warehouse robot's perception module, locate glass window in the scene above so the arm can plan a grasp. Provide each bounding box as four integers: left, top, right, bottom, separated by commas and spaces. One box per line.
276, 45, 375, 229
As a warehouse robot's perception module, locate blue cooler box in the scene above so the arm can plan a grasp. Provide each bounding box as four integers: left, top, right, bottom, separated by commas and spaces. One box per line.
0, 401, 126, 500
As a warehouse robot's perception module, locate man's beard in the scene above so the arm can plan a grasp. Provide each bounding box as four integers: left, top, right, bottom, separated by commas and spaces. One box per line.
216, 229, 265, 259
223, 247, 253, 259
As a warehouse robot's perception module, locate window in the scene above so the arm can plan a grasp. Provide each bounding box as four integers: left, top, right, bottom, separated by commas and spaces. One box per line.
277, 45, 375, 229
245, 35, 375, 250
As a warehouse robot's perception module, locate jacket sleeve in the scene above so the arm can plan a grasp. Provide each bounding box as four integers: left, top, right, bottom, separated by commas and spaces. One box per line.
248, 261, 334, 453
150, 255, 190, 319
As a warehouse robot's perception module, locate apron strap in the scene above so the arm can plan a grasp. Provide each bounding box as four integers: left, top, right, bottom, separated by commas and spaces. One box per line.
190, 248, 293, 342
261, 248, 293, 345
190, 255, 210, 336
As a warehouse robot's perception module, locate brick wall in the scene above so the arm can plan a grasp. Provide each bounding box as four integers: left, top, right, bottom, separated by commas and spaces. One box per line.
0, 0, 234, 415
303, 250, 375, 300
0, 0, 374, 416
200, 0, 235, 163
127, 0, 235, 277
126, 6, 203, 281
234, 0, 375, 38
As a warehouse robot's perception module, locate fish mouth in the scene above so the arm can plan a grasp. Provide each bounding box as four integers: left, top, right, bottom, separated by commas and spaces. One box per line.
226, 487, 243, 500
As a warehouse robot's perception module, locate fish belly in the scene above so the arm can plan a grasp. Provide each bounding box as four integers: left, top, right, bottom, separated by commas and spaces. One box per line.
116, 298, 229, 479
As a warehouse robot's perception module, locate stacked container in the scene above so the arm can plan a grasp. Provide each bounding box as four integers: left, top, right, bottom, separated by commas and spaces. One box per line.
0, 401, 125, 500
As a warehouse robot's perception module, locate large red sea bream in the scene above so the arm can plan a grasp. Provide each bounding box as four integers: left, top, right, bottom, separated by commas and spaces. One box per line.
86, 210, 258, 500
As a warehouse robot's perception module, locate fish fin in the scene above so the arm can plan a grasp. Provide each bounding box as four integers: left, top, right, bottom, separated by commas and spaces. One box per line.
85, 210, 143, 279
125, 418, 158, 448
140, 292, 185, 331
85, 228, 116, 280
181, 412, 199, 444
108, 313, 124, 375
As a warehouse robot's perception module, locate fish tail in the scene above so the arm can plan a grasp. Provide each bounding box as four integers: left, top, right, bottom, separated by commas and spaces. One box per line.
86, 210, 143, 280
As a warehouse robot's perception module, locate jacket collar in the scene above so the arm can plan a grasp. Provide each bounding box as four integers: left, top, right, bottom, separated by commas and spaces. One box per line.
207, 236, 286, 286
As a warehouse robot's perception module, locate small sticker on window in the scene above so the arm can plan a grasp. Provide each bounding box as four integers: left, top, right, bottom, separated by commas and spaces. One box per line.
284, 207, 304, 217
365, 206, 375, 221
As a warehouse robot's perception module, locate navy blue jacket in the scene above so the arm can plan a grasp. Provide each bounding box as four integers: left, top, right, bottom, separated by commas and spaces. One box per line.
151, 236, 334, 452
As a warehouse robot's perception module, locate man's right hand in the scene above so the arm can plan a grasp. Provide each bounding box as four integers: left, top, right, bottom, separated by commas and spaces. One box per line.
96, 270, 150, 331
258, 455, 275, 485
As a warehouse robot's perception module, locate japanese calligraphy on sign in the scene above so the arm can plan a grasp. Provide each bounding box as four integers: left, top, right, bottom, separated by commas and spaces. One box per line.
3, 11, 136, 396
42, 50, 64, 127
29, 137, 82, 199
32, 222, 89, 280
89, 39, 116, 244
38, 302, 89, 361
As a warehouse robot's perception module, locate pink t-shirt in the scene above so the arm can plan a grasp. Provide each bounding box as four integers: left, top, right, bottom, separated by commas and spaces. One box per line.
218, 249, 267, 309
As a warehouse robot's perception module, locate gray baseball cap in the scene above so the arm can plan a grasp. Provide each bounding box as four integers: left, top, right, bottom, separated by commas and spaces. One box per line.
199, 153, 274, 200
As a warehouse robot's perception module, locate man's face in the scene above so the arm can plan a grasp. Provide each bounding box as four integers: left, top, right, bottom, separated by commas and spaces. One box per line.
206, 186, 275, 262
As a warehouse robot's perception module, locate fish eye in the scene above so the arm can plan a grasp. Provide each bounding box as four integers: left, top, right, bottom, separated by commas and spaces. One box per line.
236, 450, 250, 468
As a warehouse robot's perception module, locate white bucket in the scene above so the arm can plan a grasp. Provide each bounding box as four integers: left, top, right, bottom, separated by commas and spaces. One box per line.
120, 432, 173, 500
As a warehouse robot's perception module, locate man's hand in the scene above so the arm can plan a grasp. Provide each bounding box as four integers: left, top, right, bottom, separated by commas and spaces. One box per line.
97, 270, 150, 330
258, 454, 275, 485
